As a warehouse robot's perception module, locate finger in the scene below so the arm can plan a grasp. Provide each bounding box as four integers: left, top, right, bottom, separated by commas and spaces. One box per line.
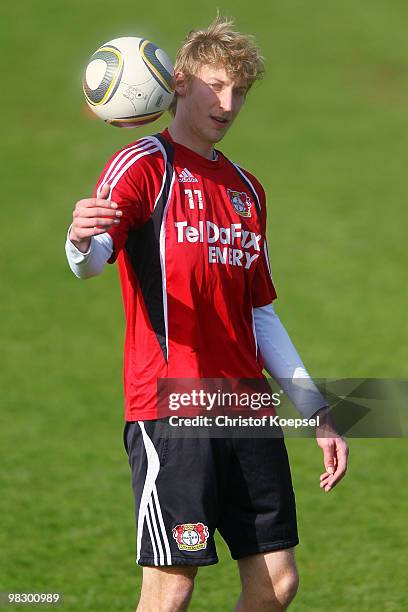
75, 218, 120, 228
322, 441, 336, 475
72, 223, 118, 237
71, 226, 107, 240
92, 226, 111, 236
321, 468, 345, 491
75, 196, 118, 209
320, 476, 331, 489
99, 182, 111, 199
75, 207, 122, 219
327, 460, 348, 488
319, 473, 336, 491
336, 441, 349, 472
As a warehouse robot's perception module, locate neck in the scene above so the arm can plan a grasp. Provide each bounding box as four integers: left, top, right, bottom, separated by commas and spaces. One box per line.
168, 117, 215, 160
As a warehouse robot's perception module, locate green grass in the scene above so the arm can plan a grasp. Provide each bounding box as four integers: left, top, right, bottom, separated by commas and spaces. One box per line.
1, 0, 407, 610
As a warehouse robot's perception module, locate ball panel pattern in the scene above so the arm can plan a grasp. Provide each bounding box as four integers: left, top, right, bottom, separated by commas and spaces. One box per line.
139, 39, 174, 94
108, 109, 164, 127
83, 46, 123, 106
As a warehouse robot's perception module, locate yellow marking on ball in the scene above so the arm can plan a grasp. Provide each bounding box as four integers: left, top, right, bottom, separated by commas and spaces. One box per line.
140, 40, 174, 94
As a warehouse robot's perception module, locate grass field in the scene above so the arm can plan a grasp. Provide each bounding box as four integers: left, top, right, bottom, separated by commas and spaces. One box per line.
1, 0, 407, 610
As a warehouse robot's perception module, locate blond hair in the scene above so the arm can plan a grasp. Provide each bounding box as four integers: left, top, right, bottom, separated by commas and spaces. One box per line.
169, 15, 264, 114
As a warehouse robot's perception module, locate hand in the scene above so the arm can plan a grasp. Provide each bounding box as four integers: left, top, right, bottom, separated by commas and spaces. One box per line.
315, 408, 349, 492
69, 183, 122, 252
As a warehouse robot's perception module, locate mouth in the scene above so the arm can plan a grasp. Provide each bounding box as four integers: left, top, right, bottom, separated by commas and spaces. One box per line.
210, 115, 230, 127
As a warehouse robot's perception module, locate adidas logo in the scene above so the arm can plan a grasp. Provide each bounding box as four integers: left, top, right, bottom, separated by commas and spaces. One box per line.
178, 168, 198, 183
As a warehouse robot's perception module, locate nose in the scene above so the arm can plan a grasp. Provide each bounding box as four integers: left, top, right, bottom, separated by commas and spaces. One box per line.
219, 88, 234, 113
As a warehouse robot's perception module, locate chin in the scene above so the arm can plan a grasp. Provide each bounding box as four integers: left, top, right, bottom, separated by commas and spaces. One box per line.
196, 124, 228, 146
208, 128, 228, 144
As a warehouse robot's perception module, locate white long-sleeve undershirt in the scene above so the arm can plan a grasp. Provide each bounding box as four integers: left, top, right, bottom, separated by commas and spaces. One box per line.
64, 228, 113, 278
253, 304, 327, 418
65, 232, 327, 417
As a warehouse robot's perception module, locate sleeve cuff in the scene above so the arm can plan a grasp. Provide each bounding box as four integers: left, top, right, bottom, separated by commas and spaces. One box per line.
65, 225, 93, 263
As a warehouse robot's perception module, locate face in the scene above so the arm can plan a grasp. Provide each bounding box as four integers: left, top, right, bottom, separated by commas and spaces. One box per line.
175, 64, 248, 145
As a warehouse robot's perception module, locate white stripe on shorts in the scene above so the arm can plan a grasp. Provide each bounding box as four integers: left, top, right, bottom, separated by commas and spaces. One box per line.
137, 422, 172, 565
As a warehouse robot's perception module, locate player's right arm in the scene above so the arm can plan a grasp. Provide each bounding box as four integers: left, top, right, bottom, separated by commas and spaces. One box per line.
66, 137, 166, 278
65, 182, 119, 278
69, 182, 121, 251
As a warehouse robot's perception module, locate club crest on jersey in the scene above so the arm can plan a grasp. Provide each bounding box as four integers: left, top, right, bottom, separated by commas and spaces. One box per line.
172, 523, 209, 551
227, 189, 252, 218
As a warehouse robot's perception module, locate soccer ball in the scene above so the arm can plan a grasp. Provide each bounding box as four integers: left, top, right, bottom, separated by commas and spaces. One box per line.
83, 36, 174, 127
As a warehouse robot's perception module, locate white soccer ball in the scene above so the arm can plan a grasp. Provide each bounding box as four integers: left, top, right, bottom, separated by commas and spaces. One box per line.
83, 36, 174, 127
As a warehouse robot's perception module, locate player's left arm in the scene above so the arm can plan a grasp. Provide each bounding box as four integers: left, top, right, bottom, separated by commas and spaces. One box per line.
254, 304, 349, 492
251, 178, 348, 492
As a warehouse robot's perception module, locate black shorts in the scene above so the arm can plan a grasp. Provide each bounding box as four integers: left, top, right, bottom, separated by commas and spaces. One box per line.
124, 420, 299, 566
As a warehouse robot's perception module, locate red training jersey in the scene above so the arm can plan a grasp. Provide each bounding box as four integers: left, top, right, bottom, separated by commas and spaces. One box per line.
94, 129, 277, 420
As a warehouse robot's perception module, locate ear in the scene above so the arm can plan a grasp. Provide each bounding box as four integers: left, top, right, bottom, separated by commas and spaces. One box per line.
174, 71, 188, 97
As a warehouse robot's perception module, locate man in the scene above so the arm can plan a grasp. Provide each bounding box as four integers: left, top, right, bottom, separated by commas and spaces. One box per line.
66, 16, 348, 611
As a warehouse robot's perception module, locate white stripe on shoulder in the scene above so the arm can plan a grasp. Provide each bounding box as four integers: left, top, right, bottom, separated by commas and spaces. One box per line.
101, 139, 157, 190
97, 136, 170, 206
108, 146, 160, 197
231, 162, 261, 210
97, 136, 165, 196
97, 138, 151, 195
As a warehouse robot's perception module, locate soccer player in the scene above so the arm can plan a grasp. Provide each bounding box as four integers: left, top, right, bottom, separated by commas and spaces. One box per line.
66, 16, 349, 612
